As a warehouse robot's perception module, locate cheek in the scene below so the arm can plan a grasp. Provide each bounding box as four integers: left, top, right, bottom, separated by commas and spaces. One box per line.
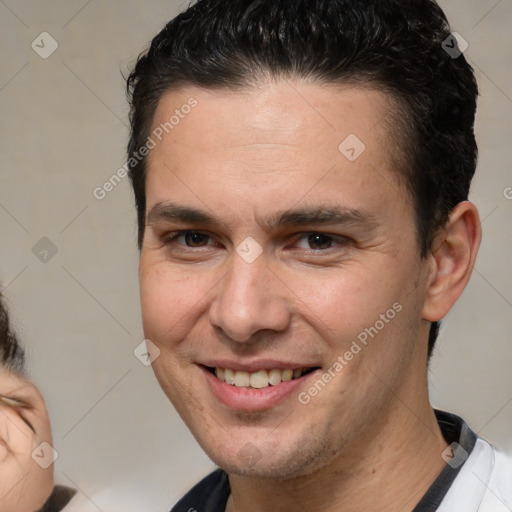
0, 407, 54, 511
287, 265, 394, 335
139, 259, 209, 345
290, 259, 420, 370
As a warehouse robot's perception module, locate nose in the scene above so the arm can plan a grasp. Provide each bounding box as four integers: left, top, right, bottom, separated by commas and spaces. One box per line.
208, 254, 291, 343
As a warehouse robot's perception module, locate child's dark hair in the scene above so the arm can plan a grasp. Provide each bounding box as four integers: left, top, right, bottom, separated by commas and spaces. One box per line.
0, 293, 25, 373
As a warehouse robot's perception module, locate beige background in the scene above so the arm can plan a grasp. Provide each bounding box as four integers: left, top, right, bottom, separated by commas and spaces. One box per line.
0, 1, 511, 510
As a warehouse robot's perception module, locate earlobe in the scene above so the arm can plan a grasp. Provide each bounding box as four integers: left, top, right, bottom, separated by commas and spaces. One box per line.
422, 201, 482, 322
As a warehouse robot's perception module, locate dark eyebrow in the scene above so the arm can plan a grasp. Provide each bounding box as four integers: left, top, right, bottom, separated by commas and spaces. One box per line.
260, 205, 378, 231
146, 203, 224, 228
146, 202, 378, 232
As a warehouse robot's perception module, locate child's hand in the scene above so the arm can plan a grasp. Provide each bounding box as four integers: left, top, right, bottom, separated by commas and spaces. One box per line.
0, 368, 54, 512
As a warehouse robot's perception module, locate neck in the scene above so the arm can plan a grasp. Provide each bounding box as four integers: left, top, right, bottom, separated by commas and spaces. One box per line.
226, 379, 447, 512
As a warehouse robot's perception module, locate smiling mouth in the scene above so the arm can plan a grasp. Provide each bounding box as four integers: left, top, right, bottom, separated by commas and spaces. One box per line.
205, 366, 320, 389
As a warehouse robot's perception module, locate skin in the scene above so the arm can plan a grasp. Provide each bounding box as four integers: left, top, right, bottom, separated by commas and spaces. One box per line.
139, 80, 481, 511
0, 368, 54, 512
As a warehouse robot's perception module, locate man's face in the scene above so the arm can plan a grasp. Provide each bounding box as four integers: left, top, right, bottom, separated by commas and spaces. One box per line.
139, 80, 433, 478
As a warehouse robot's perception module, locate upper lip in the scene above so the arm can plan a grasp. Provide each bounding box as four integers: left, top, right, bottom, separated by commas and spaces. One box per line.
199, 360, 320, 372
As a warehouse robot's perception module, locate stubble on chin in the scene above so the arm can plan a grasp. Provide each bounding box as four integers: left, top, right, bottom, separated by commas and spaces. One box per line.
209, 427, 350, 481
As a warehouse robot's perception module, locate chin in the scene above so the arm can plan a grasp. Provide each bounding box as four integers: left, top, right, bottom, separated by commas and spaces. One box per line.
203, 432, 342, 480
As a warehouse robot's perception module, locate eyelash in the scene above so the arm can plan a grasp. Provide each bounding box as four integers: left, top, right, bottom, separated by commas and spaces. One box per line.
163, 230, 350, 253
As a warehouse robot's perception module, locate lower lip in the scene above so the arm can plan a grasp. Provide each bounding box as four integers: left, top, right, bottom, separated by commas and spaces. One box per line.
201, 366, 317, 412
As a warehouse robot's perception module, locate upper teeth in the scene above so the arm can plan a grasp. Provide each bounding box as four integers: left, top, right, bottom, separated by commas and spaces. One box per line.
215, 367, 305, 388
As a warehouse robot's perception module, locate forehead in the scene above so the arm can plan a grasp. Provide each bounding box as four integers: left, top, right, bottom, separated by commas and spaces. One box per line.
151, 80, 395, 153
146, 80, 411, 227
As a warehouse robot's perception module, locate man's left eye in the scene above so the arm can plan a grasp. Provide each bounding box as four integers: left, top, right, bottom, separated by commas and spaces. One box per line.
294, 233, 347, 251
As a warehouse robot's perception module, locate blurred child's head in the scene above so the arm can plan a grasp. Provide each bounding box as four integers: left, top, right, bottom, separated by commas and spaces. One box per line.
0, 292, 54, 512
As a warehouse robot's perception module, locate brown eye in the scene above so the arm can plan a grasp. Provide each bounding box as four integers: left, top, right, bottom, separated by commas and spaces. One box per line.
182, 232, 210, 247
164, 231, 213, 248
294, 233, 349, 251
306, 234, 335, 250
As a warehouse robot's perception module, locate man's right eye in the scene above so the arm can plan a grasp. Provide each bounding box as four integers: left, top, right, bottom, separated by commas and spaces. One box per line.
165, 231, 214, 248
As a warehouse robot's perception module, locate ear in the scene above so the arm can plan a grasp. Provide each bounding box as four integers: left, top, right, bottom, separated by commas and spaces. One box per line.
422, 201, 482, 322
